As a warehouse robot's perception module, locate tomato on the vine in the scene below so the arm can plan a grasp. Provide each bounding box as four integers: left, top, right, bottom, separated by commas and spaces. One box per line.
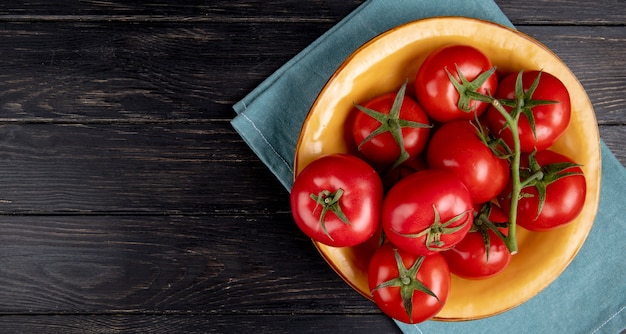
426, 120, 510, 204
441, 203, 511, 279
382, 169, 473, 256
352, 82, 431, 171
485, 70, 571, 153
290, 154, 383, 247
414, 45, 498, 123
368, 243, 450, 324
499, 150, 586, 232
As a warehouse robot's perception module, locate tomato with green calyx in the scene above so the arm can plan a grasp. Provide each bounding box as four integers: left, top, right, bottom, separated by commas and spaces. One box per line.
368, 243, 450, 324
441, 203, 511, 279
461, 70, 569, 253
352, 81, 431, 171
499, 150, 586, 232
290, 154, 383, 247
382, 169, 473, 256
414, 44, 498, 123
485, 70, 571, 153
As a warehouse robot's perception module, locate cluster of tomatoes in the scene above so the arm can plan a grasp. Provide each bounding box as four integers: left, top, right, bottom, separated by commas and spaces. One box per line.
290, 45, 587, 324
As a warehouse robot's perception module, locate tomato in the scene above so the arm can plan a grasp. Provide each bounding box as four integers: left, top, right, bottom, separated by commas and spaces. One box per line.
368, 243, 450, 324
352, 82, 431, 171
441, 203, 511, 279
382, 169, 473, 256
290, 154, 383, 246
485, 70, 571, 153
426, 120, 510, 204
499, 150, 586, 232
414, 45, 498, 123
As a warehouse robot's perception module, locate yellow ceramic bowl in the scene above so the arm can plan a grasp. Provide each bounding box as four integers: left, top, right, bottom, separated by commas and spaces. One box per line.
294, 17, 601, 321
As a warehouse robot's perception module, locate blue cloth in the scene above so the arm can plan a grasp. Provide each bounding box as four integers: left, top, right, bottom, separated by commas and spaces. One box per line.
231, 0, 626, 333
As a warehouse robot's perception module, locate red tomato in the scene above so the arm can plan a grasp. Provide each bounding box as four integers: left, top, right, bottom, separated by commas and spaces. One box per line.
368, 243, 450, 324
426, 120, 510, 204
382, 169, 473, 256
414, 45, 498, 123
499, 150, 586, 231
352, 83, 431, 171
485, 70, 571, 153
441, 203, 511, 279
290, 154, 383, 246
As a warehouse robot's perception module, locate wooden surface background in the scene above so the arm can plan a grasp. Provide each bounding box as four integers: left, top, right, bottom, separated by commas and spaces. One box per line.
0, 1, 624, 333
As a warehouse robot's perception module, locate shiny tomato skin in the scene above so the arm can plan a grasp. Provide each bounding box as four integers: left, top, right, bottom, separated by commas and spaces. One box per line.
290, 154, 383, 247
382, 169, 473, 256
352, 93, 430, 170
500, 150, 586, 231
414, 45, 498, 123
368, 243, 450, 324
485, 70, 571, 153
441, 228, 511, 280
426, 120, 510, 204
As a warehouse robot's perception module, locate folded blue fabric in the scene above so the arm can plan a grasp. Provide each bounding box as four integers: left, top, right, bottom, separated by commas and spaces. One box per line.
231, 0, 626, 332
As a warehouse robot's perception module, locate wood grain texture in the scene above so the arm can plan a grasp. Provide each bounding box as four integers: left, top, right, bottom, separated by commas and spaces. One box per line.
0, 21, 335, 121
0, 123, 288, 213
499, 0, 626, 25
0, 1, 363, 21
0, 121, 620, 215
0, 314, 400, 334
0, 1, 623, 333
0, 213, 398, 328
0, 214, 371, 312
0, 24, 622, 121
0, 1, 624, 24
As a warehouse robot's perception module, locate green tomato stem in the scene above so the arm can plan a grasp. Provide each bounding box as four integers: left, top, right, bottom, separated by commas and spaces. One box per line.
490, 99, 521, 255
309, 188, 351, 241
520, 170, 545, 188
354, 80, 432, 173
450, 69, 552, 255
465, 88, 522, 255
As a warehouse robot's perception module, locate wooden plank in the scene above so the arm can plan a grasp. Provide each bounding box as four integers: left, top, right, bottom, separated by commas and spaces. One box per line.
0, 214, 376, 313
0, 23, 623, 123
0, 1, 363, 22
0, 314, 401, 334
0, 1, 624, 25
0, 21, 329, 121
499, 0, 626, 25
0, 122, 288, 213
0, 122, 621, 214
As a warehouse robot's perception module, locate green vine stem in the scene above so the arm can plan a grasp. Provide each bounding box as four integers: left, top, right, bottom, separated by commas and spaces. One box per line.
463, 70, 532, 254
461, 69, 559, 254
488, 98, 521, 254
461, 94, 522, 254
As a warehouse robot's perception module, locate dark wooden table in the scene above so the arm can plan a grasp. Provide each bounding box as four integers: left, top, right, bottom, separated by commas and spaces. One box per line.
0, 1, 623, 333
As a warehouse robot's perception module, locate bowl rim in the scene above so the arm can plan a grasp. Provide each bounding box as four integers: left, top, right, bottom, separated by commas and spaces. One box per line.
293, 16, 601, 321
